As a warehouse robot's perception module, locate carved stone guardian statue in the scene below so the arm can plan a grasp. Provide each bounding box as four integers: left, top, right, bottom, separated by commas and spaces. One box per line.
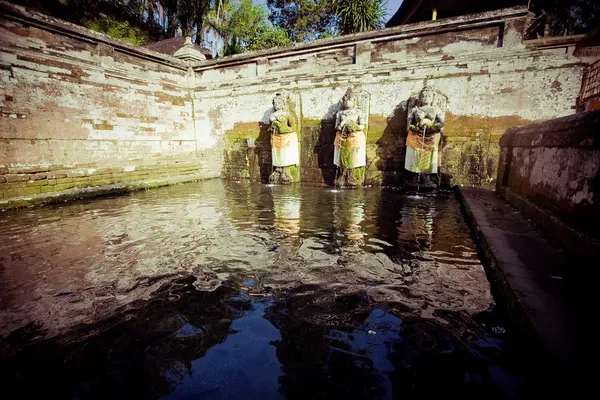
269, 93, 299, 184
334, 88, 368, 186
405, 84, 447, 189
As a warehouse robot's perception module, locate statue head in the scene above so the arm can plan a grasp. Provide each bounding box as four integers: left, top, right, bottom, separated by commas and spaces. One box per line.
419, 85, 435, 106
342, 88, 358, 110
273, 93, 287, 112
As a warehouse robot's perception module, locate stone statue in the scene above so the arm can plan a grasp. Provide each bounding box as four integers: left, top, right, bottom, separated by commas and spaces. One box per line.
269, 93, 299, 184
405, 84, 447, 189
334, 88, 368, 186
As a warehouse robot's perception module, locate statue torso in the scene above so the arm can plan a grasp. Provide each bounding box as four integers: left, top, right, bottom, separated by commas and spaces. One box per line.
336, 108, 363, 133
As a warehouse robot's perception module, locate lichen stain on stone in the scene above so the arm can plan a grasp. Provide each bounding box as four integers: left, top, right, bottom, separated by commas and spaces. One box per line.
366, 114, 388, 144
551, 80, 563, 92
224, 122, 262, 145
444, 113, 535, 138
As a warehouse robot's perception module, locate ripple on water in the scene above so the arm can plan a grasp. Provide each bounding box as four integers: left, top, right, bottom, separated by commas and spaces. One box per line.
0, 180, 524, 399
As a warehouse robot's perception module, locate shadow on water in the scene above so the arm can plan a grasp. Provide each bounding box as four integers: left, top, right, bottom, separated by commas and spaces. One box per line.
0, 180, 540, 398
1, 275, 519, 400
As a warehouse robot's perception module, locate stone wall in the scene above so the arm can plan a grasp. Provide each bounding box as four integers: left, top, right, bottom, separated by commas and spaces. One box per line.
196, 7, 596, 187
497, 111, 600, 241
0, 1, 220, 202
1, 2, 598, 203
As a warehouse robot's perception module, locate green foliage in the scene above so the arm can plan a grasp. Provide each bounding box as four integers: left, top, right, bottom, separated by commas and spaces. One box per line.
249, 24, 293, 51
335, 0, 386, 34
210, 0, 292, 55
86, 14, 150, 45
530, 0, 600, 35
267, 0, 337, 42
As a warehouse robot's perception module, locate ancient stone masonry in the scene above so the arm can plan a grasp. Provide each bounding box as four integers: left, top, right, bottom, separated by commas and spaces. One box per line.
497, 111, 600, 240
0, 0, 220, 204
496, 110, 600, 269
196, 7, 598, 187
1, 1, 599, 203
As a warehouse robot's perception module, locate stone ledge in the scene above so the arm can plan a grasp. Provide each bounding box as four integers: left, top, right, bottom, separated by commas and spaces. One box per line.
192, 7, 531, 71
500, 110, 600, 148
498, 186, 600, 263
0, 173, 219, 211
457, 187, 584, 373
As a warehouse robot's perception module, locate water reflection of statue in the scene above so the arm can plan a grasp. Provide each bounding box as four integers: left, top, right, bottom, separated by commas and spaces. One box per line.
405, 84, 447, 189
334, 88, 368, 187
333, 190, 366, 248
269, 93, 299, 184
273, 194, 301, 236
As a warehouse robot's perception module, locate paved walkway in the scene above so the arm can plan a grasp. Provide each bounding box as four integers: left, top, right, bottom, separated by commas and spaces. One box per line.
458, 188, 586, 373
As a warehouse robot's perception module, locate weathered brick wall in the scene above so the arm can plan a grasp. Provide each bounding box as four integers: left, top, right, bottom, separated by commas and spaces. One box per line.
195, 7, 597, 187
1, 3, 598, 201
497, 111, 600, 239
0, 1, 221, 201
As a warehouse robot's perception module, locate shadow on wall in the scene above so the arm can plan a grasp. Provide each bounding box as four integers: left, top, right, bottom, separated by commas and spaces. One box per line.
375, 102, 409, 187
220, 108, 273, 183
299, 100, 342, 186
319, 100, 344, 185
250, 121, 273, 183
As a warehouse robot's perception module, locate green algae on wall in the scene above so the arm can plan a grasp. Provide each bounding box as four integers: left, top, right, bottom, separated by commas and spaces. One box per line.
220, 112, 536, 188
224, 122, 262, 147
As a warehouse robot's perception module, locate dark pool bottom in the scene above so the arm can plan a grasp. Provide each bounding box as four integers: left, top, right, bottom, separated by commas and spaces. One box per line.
3, 276, 520, 400
0, 181, 535, 398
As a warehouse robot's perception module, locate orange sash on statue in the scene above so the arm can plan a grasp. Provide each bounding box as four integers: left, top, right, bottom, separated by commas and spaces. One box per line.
271, 131, 297, 149
334, 131, 366, 149
406, 130, 441, 152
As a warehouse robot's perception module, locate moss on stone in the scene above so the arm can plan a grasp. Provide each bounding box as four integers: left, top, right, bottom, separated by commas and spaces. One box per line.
224, 122, 261, 147
301, 118, 322, 129
444, 113, 536, 138
285, 165, 300, 182
367, 114, 387, 144
351, 166, 365, 184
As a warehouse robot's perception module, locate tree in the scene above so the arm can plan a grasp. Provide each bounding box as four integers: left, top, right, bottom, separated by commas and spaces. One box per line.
335, 0, 386, 35
529, 0, 600, 36
209, 0, 292, 55
267, 0, 336, 42
249, 25, 293, 51
85, 13, 151, 45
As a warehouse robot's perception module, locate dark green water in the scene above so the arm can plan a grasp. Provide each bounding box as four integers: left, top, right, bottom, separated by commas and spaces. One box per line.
0, 180, 524, 399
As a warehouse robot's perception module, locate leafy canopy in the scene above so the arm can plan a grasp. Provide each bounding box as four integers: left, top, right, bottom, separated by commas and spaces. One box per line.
267, 0, 336, 42
209, 0, 292, 55
336, 0, 386, 35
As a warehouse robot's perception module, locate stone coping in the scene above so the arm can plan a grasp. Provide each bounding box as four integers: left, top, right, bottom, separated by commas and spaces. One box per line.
0, 0, 188, 70
192, 6, 531, 71
457, 187, 583, 372
498, 186, 600, 263
1, 1, 586, 76
500, 110, 600, 148
0, 173, 218, 211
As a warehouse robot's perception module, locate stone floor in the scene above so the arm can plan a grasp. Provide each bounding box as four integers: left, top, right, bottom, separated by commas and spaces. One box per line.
459, 188, 590, 387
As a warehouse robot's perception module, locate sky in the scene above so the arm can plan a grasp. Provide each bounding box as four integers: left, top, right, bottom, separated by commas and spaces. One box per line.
384, 0, 404, 22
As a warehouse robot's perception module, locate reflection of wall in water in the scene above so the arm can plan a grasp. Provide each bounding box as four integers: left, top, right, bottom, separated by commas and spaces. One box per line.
265, 290, 384, 399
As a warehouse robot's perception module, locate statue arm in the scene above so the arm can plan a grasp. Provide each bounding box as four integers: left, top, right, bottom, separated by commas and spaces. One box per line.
335, 112, 342, 131
288, 112, 297, 132
436, 108, 445, 128
357, 114, 365, 131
